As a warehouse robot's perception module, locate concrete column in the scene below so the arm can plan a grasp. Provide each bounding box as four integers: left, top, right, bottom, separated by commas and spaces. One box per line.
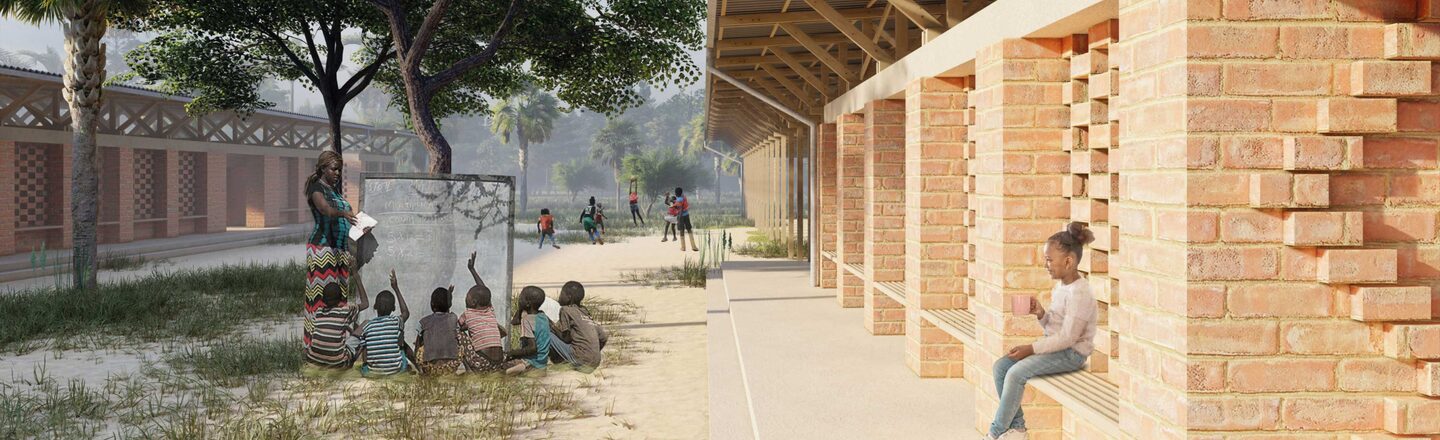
818, 123, 839, 288
903, 76, 973, 378
863, 98, 907, 335
115, 147, 135, 243
0, 141, 14, 256
835, 112, 866, 308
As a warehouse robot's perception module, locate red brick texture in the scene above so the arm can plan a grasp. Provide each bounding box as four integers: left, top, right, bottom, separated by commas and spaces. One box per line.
863, 99, 906, 336
819, 123, 839, 288
205, 152, 227, 233
836, 112, 866, 308
0, 141, 14, 256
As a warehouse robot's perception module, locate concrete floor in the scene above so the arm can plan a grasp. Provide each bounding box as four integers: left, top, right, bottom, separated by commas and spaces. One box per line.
708, 260, 978, 440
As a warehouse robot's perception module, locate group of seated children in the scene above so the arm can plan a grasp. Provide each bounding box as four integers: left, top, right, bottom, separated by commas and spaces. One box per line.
303, 252, 608, 377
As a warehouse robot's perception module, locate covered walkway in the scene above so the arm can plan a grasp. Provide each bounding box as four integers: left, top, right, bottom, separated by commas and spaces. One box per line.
709, 260, 975, 440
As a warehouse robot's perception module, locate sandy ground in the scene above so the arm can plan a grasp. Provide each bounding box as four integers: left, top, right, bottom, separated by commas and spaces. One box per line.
519, 229, 713, 440
0, 228, 713, 439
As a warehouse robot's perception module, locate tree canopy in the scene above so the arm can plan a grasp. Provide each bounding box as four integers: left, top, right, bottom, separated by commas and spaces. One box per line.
623, 148, 712, 214
550, 159, 606, 201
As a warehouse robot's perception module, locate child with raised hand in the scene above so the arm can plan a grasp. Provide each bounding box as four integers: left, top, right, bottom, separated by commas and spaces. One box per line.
537, 208, 559, 250
458, 252, 508, 373
554, 281, 609, 373
358, 270, 413, 377
505, 286, 554, 375
305, 280, 369, 369
415, 285, 462, 376
986, 222, 1098, 440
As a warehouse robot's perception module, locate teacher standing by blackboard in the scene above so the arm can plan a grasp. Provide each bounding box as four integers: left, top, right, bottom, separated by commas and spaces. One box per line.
303, 151, 359, 349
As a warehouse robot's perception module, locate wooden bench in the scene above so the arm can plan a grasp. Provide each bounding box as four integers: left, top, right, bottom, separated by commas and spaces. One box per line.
843, 262, 866, 279
874, 281, 906, 303
820, 250, 838, 262
921, 308, 1122, 437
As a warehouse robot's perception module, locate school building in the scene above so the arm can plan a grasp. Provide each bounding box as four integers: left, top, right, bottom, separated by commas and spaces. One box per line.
0, 65, 404, 258
708, 0, 1440, 437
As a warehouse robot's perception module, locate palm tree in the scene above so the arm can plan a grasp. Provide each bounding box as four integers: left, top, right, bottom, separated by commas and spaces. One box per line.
1, 0, 151, 290
17, 47, 64, 73
489, 84, 560, 213
590, 119, 643, 207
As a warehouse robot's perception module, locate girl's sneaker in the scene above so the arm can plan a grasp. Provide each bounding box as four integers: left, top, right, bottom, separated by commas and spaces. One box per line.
998, 429, 1028, 440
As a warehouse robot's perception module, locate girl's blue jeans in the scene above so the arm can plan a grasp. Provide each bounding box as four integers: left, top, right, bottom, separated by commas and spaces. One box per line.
538, 233, 557, 248
989, 348, 1086, 437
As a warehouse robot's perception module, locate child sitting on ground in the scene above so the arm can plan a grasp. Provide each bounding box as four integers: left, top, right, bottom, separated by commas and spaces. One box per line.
305, 281, 368, 368
505, 286, 555, 375
537, 208, 559, 250
415, 285, 462, 375
357, 270, 413, 377
555, 281, 609, 373
458, 252, 508, 373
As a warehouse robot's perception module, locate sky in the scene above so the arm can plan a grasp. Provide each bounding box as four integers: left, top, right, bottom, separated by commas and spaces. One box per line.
0, 18, 705, 105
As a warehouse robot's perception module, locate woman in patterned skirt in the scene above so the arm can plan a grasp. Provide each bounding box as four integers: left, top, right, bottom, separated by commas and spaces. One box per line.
304, 151, 359, 349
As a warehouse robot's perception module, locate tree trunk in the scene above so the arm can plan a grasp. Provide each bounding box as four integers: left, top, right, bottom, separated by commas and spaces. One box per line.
517, 127, 528, 214
64, 1, 107, 290
612, 166, 622, 210
404, 84, 451, 174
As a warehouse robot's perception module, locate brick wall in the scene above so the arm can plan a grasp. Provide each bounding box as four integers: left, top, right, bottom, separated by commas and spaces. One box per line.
836, 112, 866, 308
819, 122, 839, 289
205, 152, 227, 233
164, 149, 180, 237
864, 99, 907, 335
903, 76, 973, 378
115, 147, 135, 243
0, 141, 14, 255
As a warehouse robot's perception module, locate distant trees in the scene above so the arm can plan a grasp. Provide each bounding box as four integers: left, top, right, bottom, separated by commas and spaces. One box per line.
550, 160, 606, 202
489, 84, 560, 213
590, 119, 643, 207
624, 149, 712, 216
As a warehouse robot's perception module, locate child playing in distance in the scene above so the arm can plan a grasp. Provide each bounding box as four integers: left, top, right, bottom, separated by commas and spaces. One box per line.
505, 286, 556, 375
986, 222, 1098, 440
595, 203, 608, 234
661, 191, 677, 242
537, 208, 559, 250
628, 180, 644, 225
305, 281, 369, 369
580, 197, 604, 245
357, 270, 414, 377
415, 285, 462, 375
555, 281, 608, 373
458, 252, 509, 373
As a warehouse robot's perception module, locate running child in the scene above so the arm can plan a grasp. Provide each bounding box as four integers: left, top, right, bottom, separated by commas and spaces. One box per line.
537, 208, 559, 249
580, 197, 604, 245
986, 222, 1097, 440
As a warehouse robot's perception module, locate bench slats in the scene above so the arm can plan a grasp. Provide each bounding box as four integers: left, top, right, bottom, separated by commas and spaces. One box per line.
820, 251, 838, 262
920, 308, 977, 342
844, 263, 866, 279
875, 281, 906, 303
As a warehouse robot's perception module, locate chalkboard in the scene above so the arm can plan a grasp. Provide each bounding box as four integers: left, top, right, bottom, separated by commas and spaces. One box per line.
358, 173, 515, 345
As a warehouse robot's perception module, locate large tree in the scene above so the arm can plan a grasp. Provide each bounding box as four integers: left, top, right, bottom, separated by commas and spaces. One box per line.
550, 159, 604, 202
489, 84, 559, 213
0, 0, 152, 290
623, 148, 710, 217
590, 119, 642, 208
365, 0, 704, 174
118, 0, 395, 154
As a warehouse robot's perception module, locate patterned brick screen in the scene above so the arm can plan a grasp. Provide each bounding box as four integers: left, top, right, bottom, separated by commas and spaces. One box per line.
179, 151, 203, 216
15, 143, 50, 228
133, 149, 162, 220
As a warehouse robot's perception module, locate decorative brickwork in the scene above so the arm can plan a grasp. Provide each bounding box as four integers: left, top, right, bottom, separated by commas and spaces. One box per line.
15, 143, 51, 228
178, 151, 204, 217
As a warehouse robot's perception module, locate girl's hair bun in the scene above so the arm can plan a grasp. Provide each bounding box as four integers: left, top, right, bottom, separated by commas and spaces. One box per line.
1067, 221, 1095, 245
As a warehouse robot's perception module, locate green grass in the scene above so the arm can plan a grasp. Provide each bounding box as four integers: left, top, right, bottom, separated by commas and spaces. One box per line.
0, 262, 304, 352
98, 253, 149, 271
260, 234, 309, 246
620, 258, 708, 289
734, 233, 806, 260
692, 214, 754, 229
167, 338, 304, 388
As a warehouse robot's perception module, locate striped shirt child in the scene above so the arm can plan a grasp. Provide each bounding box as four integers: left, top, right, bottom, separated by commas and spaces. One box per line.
305, 306, 357, 368
361, 314, 407, 375
459, 306, 503, 351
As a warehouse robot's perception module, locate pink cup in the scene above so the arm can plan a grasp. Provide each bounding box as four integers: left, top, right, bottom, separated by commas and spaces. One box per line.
1012, 295, 1032, 316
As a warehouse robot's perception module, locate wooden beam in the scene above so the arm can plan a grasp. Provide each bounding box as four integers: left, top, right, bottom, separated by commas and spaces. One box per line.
759, 64, 813, 103
945, 0, 964, 27
779, 23, 859, 84
894, 12, 911, 58
715, 33, 851, 51
716, 4, 943, 27
771, 49, 830, 97
887, 0, 946, 33
802, 0, 894, 64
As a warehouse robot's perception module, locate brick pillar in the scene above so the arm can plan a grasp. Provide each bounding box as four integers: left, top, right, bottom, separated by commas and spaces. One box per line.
0, 141, 14, 256
253, 155, 284, 227
205, 152, 227, 233
836, 112, 866, 308
59, 145, 73, 248
818, 123, 839, 288
968, 37, 1070, 438
864, 99, 907, 335
115, 147, 135, 243
904, 76, 973, 377
343, 154, 364, 212
163, 149, 180, 237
